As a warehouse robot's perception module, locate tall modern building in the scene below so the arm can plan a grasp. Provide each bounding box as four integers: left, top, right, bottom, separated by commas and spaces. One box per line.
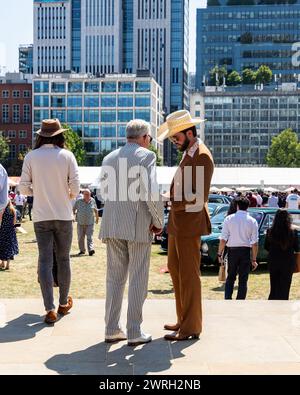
33, 0, 189, 165
196, 0, 300, 89
19, 45, 34, 75
191, 85, 300, 166
32, 72, 164, 164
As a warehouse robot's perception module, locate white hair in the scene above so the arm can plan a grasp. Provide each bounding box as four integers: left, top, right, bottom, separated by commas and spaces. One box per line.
126, 119, 151, 139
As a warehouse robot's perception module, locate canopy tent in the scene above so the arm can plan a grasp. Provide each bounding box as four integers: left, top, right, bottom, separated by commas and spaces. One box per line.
210, 186, 220, 193
8, 178, 17, 187
78, 167, 300, 191
264, 187, 279, 193
220, 187, 233, 193
284, 187, 296, 192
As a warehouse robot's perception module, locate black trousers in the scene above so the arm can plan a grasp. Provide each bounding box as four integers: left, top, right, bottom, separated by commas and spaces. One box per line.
269, 265, 293, 300
225, 247, 251, 300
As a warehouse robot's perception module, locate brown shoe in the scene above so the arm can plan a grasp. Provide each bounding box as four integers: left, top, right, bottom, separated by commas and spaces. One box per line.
164, 323, 180, 331
57, 296, 73, 316
164, 332, 200, 341
44, 311, 57, 324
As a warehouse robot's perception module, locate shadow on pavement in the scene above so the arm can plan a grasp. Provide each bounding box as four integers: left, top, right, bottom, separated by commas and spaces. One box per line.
45, 338, 197, 375
0, 313, 46, 343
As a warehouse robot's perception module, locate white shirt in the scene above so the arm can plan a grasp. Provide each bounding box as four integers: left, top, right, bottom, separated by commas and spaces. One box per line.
220, 210, 259, 248
268, 195, 278, 208
0, 164, 8, 212
181, 138, 203, 161
256, 194, 263, 206
19, 145, 80, 222
15, 194, 26, 206
286, 194, 300, 210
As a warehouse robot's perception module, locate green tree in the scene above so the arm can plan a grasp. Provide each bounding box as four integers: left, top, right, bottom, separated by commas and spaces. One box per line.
207, 0, 220, 5
209, 65, 228, 86
266, 129, 300, 167
255, 65, 273, 85
62, 124, 86, 165
0, 135, 9, 163
242, 68, 257, 84
95, 150, 111, 166
227, 70, 242, 86
176, 151, 183, 166
149, 144, 163, 166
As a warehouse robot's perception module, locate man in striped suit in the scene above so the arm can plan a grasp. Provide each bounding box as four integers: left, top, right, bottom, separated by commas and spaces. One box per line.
99, 120, 164, 346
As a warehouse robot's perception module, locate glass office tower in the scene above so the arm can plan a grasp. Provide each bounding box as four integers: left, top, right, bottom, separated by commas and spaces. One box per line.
196, 0, 300, 89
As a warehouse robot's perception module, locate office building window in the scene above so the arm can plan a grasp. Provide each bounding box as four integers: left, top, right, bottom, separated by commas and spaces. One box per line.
135, 109, 150, 122
51, 96, 65, 107
34, 81, 49, 93
67, 95, 82, 107
19, 144, 27, 154
2, 104, 9, 123
136, 81, 151, 92
85, 82, 100, 92
34, 95, 49, 107
23, 90, 31, 98
101, 95, 117, 107
102, 82, 117, 92
101, 110, 117, 122
51, 110, 66, 122
69, 124, 83, 137
13, 104, 20, 123
84, 96, 99, 107
84, 110, 99, 122
84, 140, 99, 152
2, 90, 9, 98
68, 82, 83, 92
9, 144, 16, 159
51, 82, 66, 93
12, 91, 20, 98
8, 130, 16, 138
67, 110, 82, 122
19, 130, 27, 139
34, 109, 49, 123
118, 110, 133, 123
101, 125, 116, 138
100, 139, 116, 152
118, 125, 126, 138
118, 82, 133, 92
118, 95, 133, 107
135, 95, 151, 107
23, 104, 31, 123
84, 124, 99, 138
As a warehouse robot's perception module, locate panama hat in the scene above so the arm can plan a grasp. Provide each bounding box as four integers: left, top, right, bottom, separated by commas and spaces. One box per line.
36, 119, 67, 137
157, 110, 205, 142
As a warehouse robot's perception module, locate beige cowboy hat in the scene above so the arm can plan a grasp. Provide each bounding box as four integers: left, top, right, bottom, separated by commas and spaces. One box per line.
36, 119, 67, 137
157, 110, 205, 142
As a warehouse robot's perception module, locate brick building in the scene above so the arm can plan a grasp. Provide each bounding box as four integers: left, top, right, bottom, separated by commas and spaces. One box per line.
0, 73, 32, 160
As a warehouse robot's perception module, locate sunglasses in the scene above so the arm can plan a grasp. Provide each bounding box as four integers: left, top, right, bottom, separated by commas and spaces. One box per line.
144, 134, 153, 143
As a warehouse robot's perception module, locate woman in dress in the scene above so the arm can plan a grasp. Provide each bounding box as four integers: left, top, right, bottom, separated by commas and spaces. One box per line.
0, 199, 19, 270
264, 209, 298, 300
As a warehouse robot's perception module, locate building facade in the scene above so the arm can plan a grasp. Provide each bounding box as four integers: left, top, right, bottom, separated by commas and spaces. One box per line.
192, 85, 300, 166
0, 73, 32, 160
196, 0, 300, 89
32, 72, 164, 164
19, 45, 34, 75
33, 0, 189, 165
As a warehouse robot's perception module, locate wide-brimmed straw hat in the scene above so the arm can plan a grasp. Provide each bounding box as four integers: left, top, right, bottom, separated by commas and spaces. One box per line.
36, 119, 67, 137
157, 110, 205, 142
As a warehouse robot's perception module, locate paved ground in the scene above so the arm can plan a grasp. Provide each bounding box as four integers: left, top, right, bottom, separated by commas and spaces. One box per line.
1, 299, 300, 375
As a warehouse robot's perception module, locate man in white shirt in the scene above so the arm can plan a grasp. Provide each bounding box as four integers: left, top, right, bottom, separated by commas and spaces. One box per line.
255, 192, 263, 208
268, 192, 279, 208
286, 189, 300, 210
0, 164, 8, 225
218, 197, 259, 300
20, 119, 80, 325
14, 190, 26, 218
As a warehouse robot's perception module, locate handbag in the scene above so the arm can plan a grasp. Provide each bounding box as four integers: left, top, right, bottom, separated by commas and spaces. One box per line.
294, 252, 300, 274
218, 265, 226, 282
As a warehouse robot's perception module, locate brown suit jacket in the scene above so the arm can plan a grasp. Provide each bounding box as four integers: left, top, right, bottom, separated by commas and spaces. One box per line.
168, 142, 214, 238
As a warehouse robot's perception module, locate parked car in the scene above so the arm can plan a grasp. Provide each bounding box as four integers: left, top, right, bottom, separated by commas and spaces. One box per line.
208, 203, 229, 218
161, 203, 229, 252
209, 194, 232, 204
201, 208, 300, 266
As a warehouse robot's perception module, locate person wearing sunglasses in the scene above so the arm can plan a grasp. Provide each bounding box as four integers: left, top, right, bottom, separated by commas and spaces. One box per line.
158, 110, 214, 341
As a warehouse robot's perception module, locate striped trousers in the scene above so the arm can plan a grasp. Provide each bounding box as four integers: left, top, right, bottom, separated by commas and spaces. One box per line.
105, 238, 151, 339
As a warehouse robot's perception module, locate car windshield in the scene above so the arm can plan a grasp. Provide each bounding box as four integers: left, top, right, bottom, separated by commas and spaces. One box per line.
211, 211, 227, 224
248, 211, 264, 226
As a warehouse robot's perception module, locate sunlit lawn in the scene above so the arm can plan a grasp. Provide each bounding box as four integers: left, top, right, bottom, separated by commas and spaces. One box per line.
1, 219, 300, 300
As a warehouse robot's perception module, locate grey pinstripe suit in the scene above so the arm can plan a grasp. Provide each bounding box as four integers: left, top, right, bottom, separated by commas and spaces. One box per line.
99, 143, 164, 339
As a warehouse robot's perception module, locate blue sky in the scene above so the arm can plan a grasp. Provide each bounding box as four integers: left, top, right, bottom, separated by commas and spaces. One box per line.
0, 0, 206, 73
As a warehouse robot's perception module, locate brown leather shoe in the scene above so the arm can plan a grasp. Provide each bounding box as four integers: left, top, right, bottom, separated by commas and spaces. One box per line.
164, 323, 180, 331
164, 332, 200, 341
57, 296, 73, 316
44, 311, 57, 324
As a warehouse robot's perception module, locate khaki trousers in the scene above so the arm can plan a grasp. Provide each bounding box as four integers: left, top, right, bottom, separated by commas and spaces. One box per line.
168, 234, 202, 336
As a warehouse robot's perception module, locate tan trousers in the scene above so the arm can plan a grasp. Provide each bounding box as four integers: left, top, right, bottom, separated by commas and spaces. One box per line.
168, 234, 202, 336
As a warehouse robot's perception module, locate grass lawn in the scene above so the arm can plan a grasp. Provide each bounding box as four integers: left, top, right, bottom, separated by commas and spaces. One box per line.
1, 219, 300, 300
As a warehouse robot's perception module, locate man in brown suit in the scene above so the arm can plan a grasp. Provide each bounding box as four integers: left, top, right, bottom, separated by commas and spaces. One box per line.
158, 110, 214, 341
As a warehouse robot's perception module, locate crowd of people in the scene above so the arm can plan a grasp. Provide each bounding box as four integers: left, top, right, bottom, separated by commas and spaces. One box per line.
0, 113, 299, 345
